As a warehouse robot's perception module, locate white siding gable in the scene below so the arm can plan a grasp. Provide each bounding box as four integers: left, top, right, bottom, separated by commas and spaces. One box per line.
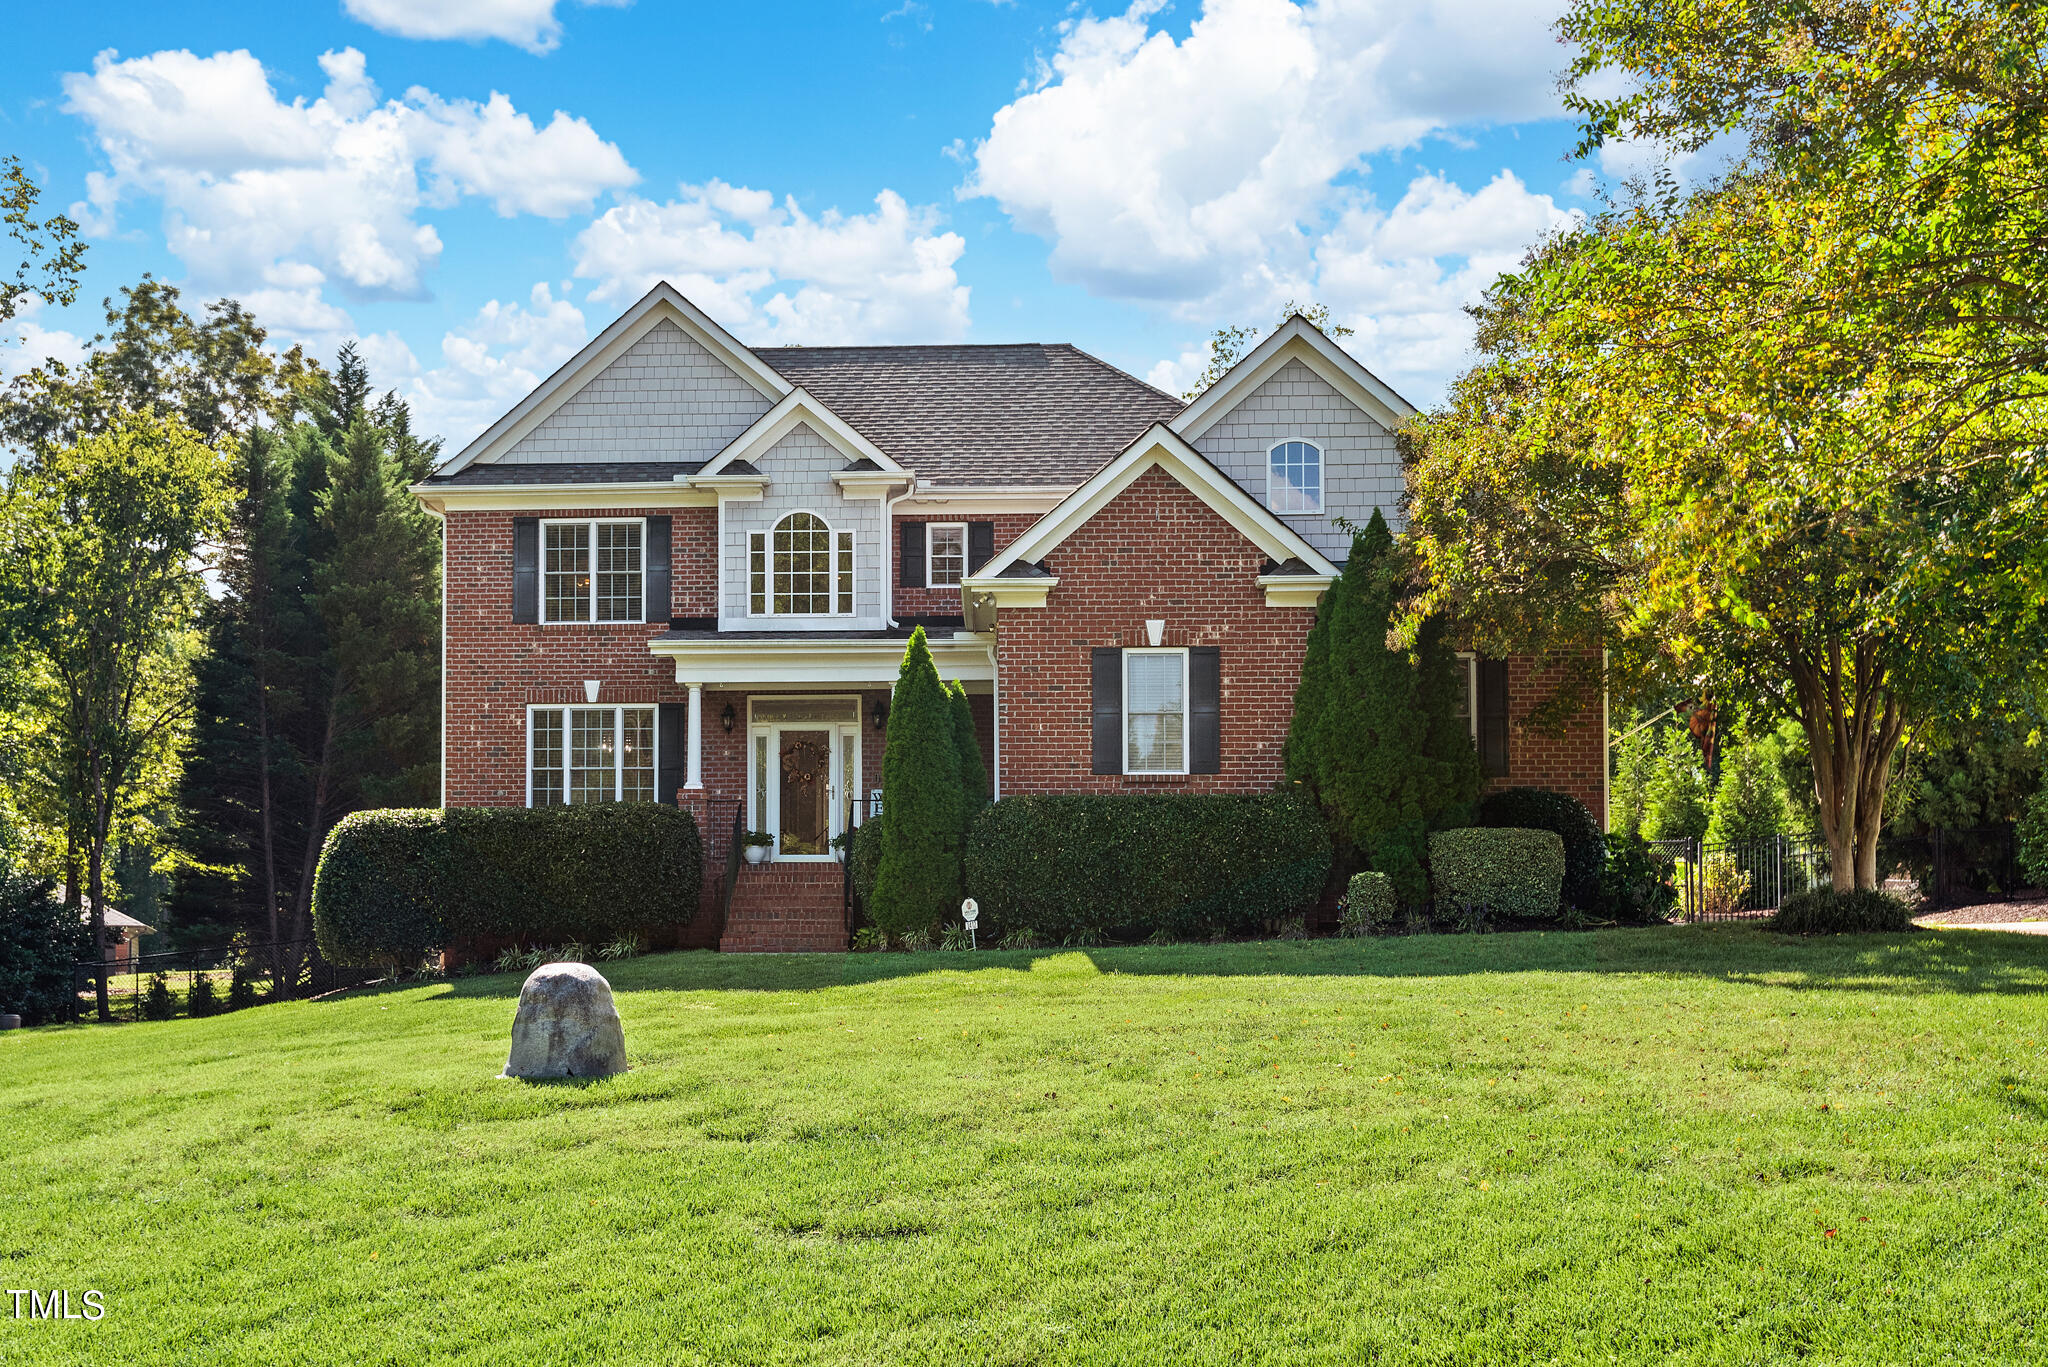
494, 319, 774, 465
721, 423, 884, 626
1195, 356, 1403, 560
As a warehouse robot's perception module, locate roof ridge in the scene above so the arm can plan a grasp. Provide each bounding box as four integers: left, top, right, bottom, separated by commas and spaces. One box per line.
1046, 340, 1186, 407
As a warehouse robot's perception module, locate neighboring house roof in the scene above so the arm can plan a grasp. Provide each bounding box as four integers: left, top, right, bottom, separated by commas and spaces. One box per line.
421, 460, 703, 486
759, 343, 1182, 487
65, 895, 156, 935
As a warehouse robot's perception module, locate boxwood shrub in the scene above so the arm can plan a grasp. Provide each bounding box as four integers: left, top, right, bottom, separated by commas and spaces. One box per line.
313, 804, 703, 966
1769, 888, 1912, 935
1479, 787, 1603, 908
963, 792, 1330, 943
1341, 870, 1397, 935
1429, 827, 1564, 922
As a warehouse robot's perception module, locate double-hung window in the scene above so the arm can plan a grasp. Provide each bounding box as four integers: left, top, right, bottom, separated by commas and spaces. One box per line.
750, 512, 855, 616
529, 706, 656, 805
927, 523, 967, 587
542, 519, 643, 623
1267, 440, 1323, 515
1124, 648, 1188, 775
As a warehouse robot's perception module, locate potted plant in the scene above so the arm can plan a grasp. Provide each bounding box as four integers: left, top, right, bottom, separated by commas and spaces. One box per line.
741, 831, 775, 865
830, 831, 851, 863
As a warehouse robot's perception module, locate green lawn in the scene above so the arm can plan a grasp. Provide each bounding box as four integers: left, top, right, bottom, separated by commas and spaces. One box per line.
5, 928, 2046, 1365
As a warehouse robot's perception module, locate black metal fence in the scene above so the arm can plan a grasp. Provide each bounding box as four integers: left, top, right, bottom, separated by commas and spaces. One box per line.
69, 938, 377, 1023
1648, 825, 2022, 922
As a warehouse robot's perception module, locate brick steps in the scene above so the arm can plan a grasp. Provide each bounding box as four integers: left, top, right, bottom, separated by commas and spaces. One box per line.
722, 861, 847, 953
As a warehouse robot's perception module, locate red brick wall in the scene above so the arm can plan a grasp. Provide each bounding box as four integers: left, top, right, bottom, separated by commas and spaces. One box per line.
889, 512, 1038, 619
994, 465, 1316, 795
1485, 655, 1607, 824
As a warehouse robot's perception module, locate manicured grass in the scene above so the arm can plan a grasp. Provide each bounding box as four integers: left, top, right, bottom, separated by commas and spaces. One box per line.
4, 927, 2047, 1364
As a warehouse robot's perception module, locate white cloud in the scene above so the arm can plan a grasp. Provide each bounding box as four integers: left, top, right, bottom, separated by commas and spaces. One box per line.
341, 0, 631, 55
572, 181, 971, 344
965, 0, 1565, 312
370, 282, 591, 448
0, 297, 89, 384
61, 46, 637, 307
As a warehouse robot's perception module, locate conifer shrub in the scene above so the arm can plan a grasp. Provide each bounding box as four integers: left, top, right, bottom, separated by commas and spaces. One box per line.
1479, 787, 1604, 908
0, 860, 89, 1025
964, 792, 1330, 943
312, 804, 702, 966
187, 973, 221, 1018
1769, 888, 1913, 935
949, 680, 990, 818
141, 972, 176, 1021
1341, 870, 1398, 935
870, 628, 964, 938
1429, 827, 1565, 922
848, 817, 884, 911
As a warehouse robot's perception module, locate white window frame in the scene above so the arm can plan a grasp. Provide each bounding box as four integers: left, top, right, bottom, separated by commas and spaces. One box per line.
538, 517, 646, 625
748, 510, 856, 618
926, 521, 968, 588
525, 704, 658, 807
1123, 646, 1190, 776
1265, 439, 1324, 515
1455, 652, 1478, 743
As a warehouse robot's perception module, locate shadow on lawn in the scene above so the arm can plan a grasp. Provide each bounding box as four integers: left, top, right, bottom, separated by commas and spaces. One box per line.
350, 923, 2048, 1005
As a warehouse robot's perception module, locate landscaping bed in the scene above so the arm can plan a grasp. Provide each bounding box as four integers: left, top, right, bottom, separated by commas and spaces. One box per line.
5, 926, 2045, 1364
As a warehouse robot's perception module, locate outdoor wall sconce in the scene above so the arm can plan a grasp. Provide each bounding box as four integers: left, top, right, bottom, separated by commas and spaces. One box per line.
873, 699, 890, 730
721, 702, 737, 733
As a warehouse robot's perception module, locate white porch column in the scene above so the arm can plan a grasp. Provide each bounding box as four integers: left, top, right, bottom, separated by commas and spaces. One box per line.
684, 683, 704, 790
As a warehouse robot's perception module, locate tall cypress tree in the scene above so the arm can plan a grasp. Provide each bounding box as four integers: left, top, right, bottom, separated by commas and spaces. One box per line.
871, 628, 963, 939
948, 680, 990, 818
1285, 509, 1478, 902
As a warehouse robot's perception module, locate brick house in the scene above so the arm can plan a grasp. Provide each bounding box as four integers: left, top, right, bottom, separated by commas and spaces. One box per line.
414, 283, 1605, 949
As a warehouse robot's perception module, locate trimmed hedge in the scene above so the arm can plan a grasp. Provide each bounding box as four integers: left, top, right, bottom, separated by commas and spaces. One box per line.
313, 804, 703, 967
1769, 888, 1913, 935
1342, 870, 1397, 935
963, 792, 1331, 943
1479, 787, 1603, 908
1430, 827, 1564, 921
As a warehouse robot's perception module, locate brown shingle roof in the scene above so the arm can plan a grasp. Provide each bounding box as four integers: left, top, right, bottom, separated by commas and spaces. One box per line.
762, 343, 1182, 486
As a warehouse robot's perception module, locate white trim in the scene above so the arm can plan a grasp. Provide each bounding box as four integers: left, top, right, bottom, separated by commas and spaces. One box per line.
745, 695, 864, 861
693, 387, 905, 481
965, 424, 1338, 600
537, 516, 647, 625
1172, 316, 1418, 442
436, 282, 791, 477
525, 703, 659, 807
1601, 647, 1611, 831
411, 483, 715, 514
1255, 571, 1334, 608
902, 487, 1070, 515
925, 521, 968, 588
651, 632, 996, 688
1265, 438, 1324, 515
747, 509, 857, 619
423, 501, 447, 808
1122, 647, 1190, 776
1455, 652, 1479, 744
684, 683, 704, 791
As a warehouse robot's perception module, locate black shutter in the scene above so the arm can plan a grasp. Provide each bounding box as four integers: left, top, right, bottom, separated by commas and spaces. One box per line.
900, 520, 926, 588
967, 521, 996, 574
657, 702, 684, 805
1190, 647, 1221, 774
512, 518, 539, 623
1478, 657, 1510, 778
1091, 648, 1123, 775
644, 516, 671, 623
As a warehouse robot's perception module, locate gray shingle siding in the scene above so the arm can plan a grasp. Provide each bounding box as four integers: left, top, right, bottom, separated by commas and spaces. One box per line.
496, 320, 773, 465
721, 424, 884, 625
1195, 357, 1403, 560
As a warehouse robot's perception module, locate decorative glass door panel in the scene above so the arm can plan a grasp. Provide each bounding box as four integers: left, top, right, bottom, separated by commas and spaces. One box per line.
777, 730, 831, 856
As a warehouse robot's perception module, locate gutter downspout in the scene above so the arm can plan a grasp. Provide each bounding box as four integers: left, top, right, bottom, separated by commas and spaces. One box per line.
882, 476, 919, 628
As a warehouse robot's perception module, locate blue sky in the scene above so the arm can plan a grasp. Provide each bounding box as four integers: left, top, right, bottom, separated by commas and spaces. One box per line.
1, 0, 1645, 452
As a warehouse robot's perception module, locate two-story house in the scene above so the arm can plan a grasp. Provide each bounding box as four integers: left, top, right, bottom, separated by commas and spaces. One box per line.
414, 283, 1605, 950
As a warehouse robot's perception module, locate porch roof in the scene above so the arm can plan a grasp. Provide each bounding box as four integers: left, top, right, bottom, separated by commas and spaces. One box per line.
649, 627, 995, 688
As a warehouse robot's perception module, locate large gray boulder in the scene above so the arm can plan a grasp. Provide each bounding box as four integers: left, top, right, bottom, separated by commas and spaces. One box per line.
501, 962, 627, 1079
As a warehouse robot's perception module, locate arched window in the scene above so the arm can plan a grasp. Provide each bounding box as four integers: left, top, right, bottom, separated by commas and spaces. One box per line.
1266, 440, 1323, 515
750, 512, 855, 616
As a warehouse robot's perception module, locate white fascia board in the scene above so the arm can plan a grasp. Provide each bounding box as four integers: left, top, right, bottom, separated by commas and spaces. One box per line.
650, 633, 996, 688
1256, 572, 1337, 608
902, 486, 1072, 515
412, 482, 718, 513
957, 575, 1058, 608
1171, 317, 1419, 442
435, 282, 791, 478
694, 387, 904, 480
973, 424, 1339, 585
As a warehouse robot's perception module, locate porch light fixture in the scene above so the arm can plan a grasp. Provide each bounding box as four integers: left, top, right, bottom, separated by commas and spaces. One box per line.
721, 702, 737, 733
873, 699, 889, 731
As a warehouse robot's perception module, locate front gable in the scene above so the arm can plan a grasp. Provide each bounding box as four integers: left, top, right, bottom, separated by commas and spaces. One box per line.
718, 421, 888, 628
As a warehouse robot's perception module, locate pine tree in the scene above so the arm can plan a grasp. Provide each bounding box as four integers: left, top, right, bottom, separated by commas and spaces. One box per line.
870, 628, 963, 939
1705, 731, 1789, 845
1287, 509, 1479, 903
948, 680, 990, 819
1641, 729, 1712, 842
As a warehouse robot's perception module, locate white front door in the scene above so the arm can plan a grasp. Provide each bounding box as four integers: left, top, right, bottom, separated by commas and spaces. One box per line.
748, 697, 862, 860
